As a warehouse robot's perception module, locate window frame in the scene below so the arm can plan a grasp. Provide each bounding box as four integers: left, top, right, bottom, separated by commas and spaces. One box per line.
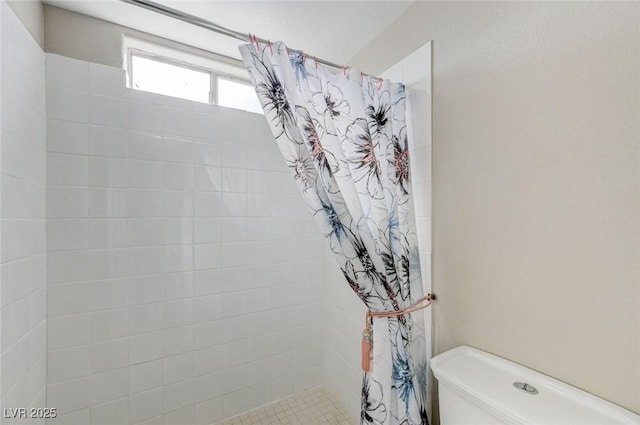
128, 49, 217, 103
126, 48, 256, 108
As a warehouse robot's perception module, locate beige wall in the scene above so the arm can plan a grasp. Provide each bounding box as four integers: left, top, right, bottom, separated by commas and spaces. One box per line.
6, 2, 240, 67
44, 4, 122, 67
7, 0, 44, 47
352, 1, 640, 415
43, 4, 240, 69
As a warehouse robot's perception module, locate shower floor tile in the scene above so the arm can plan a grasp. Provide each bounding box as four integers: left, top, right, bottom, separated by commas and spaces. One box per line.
215, 386, 355, 425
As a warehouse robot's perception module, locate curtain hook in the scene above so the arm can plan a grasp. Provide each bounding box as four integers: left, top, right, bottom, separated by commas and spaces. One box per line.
377, 77, 384, 90
268, 39, 273, 55
285, 44, 290, 55
360, 71, 364, 83
313, 56, 318, 69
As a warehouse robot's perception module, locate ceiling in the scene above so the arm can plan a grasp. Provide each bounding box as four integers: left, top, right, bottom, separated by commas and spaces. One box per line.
43, 0, 413, 65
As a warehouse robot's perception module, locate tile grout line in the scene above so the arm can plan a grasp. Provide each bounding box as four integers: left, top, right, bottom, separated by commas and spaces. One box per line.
213, 386, 355, 425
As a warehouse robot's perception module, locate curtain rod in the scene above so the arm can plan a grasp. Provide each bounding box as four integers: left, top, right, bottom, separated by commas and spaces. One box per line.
119, 0, 345, 70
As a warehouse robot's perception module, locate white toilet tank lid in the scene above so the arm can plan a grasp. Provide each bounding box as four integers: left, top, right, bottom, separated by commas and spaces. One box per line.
431, 346, 640, 425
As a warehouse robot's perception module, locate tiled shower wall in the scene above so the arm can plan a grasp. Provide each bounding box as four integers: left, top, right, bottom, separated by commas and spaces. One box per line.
321, 251, 366, 419
0, 2, 48, 422
45, 54, 323, 425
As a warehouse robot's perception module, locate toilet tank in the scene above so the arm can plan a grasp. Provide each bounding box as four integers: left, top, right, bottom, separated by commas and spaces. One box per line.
431, 346, 640, 425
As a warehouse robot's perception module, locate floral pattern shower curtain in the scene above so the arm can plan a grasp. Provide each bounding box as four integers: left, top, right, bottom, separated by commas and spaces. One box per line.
239, 41, 428, 425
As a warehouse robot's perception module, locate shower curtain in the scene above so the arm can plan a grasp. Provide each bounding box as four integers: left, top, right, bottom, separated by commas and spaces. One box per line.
239, 41, 428, 425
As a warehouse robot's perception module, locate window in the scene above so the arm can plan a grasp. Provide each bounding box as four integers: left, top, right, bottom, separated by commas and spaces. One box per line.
131, 54, 212, 103
217, 77, 263, 114
125, 39, 262, 114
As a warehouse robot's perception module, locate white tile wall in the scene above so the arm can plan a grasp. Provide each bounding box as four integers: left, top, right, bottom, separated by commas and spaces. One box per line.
0, 3, 48, 423
321, 251, 366, 420
45, 54, 324, 425
403, 43, 434, 420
